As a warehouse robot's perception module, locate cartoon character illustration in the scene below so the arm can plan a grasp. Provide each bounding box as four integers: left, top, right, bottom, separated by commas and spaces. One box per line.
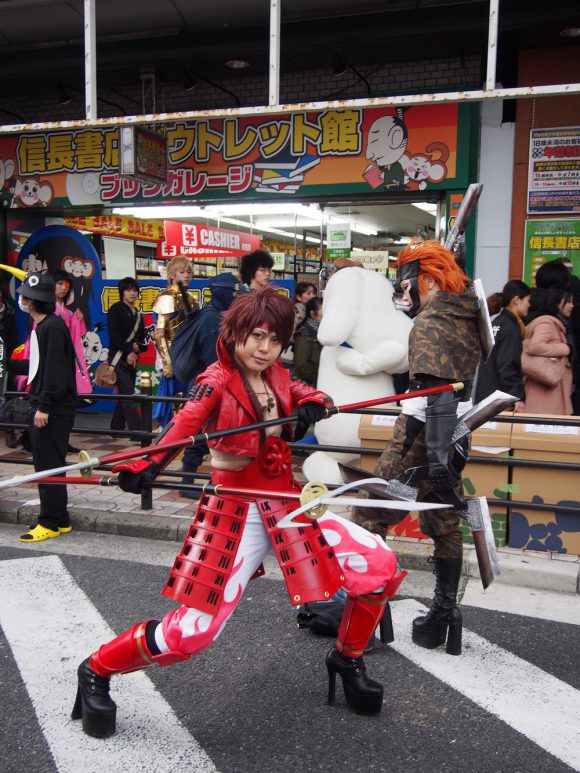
364, 109, 409, 191
21, 253, 45, 273
0, 158, 16, 206
144, 322, 155, 345
82, 323, 109, 370
56, 252, 95, 329
401, 142, 449, 190
12, 178, 54, 208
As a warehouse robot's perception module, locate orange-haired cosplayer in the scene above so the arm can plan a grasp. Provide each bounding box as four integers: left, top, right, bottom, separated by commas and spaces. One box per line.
71, 288, 404, 739
354, 239, 483, 656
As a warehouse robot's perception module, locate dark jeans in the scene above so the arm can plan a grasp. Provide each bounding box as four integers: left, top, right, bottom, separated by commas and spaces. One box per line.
111, 362, 141, 431
30, 412, 74, 530
183, 439, 208, 471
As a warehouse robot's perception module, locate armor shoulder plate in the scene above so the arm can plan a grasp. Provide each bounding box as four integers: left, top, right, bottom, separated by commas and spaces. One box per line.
153, 290, 177, 315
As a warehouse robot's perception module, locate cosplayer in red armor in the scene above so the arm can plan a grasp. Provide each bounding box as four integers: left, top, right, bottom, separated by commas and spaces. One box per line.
72, 288, 405, 737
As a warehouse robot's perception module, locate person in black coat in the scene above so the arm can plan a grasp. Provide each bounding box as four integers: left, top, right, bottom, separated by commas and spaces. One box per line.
107, 277, 147, 432
0, 284, 17, 356
475, 280, 530, 412
8, 272, 77, 542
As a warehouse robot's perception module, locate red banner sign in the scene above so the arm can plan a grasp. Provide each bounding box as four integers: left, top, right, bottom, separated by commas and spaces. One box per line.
163, 221, 260, 257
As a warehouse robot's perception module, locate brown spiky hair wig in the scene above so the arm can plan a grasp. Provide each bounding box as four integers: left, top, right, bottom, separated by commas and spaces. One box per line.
398, 238, 468, 295
220, 287, 294, 351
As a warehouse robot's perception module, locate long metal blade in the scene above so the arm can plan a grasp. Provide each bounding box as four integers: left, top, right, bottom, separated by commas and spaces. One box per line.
0, 457, 99, 490
338, 462, 417, 501
276, 478, 446, 529
451, 390, 518, 443
464, 497, 501, 589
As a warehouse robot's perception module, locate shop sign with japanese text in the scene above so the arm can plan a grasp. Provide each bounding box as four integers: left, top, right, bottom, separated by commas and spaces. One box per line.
0, 104, 470, 209
523, 219, 580, 285
270, 252, 285, 271
326, 223, 351, 260
356, 250, 391, 272
119, 127, 168, 184
527, 126, 580, 214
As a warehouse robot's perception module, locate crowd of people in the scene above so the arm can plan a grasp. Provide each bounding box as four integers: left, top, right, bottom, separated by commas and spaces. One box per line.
0, 244, 578, 734
476, 257, 579, 416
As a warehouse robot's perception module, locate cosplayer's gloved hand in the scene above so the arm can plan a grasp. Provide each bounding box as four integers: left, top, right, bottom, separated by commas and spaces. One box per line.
424, 390, 465, 508
293, 401, 328, 441
113, 459, 160, 494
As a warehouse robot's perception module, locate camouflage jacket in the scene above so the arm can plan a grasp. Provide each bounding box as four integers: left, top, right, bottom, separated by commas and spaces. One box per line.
409, 291, 482, 398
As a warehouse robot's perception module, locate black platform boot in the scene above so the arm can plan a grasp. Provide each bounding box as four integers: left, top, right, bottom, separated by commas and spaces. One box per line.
71, 659, 116, 738
71, 620, 189, 737
326, 648, 383, 715
412, 557, 463, 655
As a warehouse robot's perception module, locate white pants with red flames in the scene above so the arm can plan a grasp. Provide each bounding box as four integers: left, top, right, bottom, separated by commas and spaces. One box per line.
155, 504, 397, 657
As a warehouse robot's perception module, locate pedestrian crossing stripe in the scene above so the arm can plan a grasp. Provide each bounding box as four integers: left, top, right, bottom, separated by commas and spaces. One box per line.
1, 555, 579, 772
390, 599, 580, 772
0, 555, 216, 773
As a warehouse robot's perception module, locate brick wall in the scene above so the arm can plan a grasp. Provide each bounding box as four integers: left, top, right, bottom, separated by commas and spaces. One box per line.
1, 55, 481, 124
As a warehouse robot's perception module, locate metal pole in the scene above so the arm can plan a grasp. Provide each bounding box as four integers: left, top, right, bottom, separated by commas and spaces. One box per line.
2, 83, 580, 133
139, 374, 154, 510
269, 0, 281, 106
84, 0, 97, 120
485, 0, 500, 91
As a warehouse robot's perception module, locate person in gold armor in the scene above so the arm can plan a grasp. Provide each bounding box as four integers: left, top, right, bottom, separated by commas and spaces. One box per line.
152, 257, 199, 427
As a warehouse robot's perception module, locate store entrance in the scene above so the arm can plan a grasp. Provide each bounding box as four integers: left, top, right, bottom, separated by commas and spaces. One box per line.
128, 196, 441, 285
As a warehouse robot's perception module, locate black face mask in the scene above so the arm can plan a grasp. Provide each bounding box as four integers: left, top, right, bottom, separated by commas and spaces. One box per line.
393, 259, 420, 317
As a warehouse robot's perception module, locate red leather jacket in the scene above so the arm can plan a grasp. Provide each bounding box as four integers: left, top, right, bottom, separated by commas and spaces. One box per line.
150, 338, 333, 468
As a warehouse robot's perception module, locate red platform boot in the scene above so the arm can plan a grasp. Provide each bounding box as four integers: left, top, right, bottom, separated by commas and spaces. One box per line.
71, 620, 189, 738
326, 572, 406, 715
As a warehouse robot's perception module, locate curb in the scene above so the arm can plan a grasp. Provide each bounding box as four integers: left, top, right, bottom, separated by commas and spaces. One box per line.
0, 500, 193, 544
1, 500, 579, 596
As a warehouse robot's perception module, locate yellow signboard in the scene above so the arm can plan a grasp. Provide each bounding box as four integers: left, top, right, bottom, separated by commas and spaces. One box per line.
64, 214, 165, 242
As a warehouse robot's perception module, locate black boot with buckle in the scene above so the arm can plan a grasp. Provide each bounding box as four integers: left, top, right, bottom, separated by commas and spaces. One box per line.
412, 556, 463, 655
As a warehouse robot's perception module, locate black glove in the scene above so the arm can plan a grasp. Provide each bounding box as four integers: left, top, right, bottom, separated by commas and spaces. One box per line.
113, 459, 160, 494
293, 401, 327, 441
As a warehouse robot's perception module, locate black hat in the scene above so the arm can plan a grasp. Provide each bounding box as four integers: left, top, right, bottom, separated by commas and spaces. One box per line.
16, 272, 56, 303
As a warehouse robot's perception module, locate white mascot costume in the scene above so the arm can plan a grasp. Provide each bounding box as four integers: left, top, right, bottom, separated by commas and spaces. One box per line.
303, 267, 413, 484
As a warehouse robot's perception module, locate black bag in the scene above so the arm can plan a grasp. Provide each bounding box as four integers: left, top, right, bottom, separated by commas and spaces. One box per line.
296, 600, 345, 637
170, 309, 202, 386
1, 398, 33, 425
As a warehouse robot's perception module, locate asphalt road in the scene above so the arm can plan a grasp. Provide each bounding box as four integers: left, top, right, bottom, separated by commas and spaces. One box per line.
0, 526, 579, 773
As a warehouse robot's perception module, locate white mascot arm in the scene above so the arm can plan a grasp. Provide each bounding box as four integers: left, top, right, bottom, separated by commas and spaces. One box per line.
335, 339, 409, 376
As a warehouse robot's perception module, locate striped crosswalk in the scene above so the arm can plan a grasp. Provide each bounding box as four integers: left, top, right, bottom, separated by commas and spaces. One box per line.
390, 599, 580, 772
1, 553, 579, 772
0, 555, 216, 773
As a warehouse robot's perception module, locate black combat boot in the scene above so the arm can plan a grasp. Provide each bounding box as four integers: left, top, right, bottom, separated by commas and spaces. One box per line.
412, 556, 463, 655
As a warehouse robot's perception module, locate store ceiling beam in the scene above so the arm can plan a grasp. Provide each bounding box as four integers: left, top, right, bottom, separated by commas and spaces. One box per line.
0, 82, 578, 135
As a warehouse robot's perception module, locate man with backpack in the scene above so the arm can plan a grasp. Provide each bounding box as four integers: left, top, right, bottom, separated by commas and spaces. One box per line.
170, 272, 240, 496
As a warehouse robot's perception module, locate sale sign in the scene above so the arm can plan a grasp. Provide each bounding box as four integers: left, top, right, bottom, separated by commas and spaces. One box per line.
163, 221, 261, 257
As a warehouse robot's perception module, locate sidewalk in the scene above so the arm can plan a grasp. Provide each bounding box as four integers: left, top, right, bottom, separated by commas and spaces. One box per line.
1, 415, 579, 598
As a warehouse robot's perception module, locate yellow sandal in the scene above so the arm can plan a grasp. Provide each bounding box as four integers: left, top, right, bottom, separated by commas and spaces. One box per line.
19, 524, 61, 543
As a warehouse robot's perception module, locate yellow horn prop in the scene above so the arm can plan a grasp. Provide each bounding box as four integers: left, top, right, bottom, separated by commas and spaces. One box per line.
0, 264, 27, 281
